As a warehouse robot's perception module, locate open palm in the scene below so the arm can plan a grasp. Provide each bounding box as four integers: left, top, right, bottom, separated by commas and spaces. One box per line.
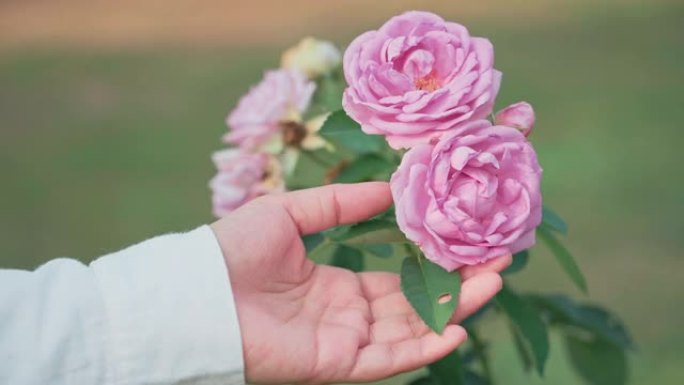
211, 183, 509, 384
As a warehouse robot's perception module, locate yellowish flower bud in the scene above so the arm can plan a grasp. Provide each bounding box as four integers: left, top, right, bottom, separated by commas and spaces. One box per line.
281, 37, 341, 79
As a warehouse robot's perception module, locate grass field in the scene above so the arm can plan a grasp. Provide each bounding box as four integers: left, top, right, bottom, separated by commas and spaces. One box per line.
1, 1, 682, 384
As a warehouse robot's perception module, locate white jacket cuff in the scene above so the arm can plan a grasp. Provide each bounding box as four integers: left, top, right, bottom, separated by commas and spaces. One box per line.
91, 225, 245, 384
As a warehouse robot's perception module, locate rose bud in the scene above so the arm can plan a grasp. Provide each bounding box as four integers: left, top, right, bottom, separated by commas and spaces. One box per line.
494, 101, 535, 136
281, 37, 341, 79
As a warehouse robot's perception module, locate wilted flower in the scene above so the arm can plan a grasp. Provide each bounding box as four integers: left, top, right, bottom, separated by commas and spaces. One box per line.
261, 113, 330, 175
224, 69, 316, 150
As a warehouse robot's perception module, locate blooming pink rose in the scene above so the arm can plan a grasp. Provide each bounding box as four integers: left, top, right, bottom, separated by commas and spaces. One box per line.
495, 101, 535, 136
224, 69, 316, 149
390, 120, 542, 271
342, 11, 502, 149
209, 149, 284, 217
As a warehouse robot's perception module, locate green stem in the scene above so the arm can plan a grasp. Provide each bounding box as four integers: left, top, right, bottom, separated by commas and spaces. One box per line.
469, 328, 494, 384
404, 243, 422, 260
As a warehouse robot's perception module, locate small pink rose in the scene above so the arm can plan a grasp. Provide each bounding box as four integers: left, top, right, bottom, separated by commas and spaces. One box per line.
224, 69, 315, 150
209, 149, 284, 217
391, 120, 542, 271
342, 11, 501, 149
494, 101, 535, 136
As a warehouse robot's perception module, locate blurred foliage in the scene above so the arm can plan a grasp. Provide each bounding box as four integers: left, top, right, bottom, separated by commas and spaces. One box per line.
1, 1, 683, 384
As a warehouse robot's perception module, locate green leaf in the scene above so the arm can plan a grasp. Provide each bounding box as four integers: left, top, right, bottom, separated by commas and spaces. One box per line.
345, 228, 407, 244
463, 371, 489, 385
542, 206, 568, 234
459, 347, 477, 366
571, 305, 633, 349
400, 256, 461, 334
323, 224, 352, 240
357, 243, 394, 258
428, 349, 465, 385
529, 294, 633, 350
467, 329, 494, 384
333, 219, 407, 245
409, 376, 435, 385
330, 245, 364, 272
376, 206, 396, 221
413, 354, 485, 385
510, 324, 534, 372
496, 285, 549, 375
302, 233, 331, 260
502, 250, 529, 275
286, 149, 332, 189
537, 226, 588, 293
302, 233, 325, 252
565, 334, 628, 385
319, 110, 386, 153
310, 70, 344, 113
331, 219, 395, 241
334, 154, 395, 183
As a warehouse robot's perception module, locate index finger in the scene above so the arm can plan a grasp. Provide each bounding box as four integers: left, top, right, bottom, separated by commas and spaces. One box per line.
273, 182, 392, 235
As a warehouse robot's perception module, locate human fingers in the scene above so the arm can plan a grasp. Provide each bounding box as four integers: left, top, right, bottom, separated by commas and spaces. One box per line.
450, 272, 502, 323
347, 324, 467, 382
272, 182, 392, 235
358, 272, 400, 301
360, 253, 511, 293
358, 253, 510, 303
460, 253, 512, 281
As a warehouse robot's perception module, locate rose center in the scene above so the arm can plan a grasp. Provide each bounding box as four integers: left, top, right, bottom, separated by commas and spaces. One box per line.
280, 121, 308, 147
414, 74, 441, 92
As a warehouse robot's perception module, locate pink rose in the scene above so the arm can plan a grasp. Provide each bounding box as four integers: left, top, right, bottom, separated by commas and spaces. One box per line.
495, 101, 535, 136
209, 149, 284, 217
342, 11, 501, 149
224, 69, 316, 150
390, 120, 542, 271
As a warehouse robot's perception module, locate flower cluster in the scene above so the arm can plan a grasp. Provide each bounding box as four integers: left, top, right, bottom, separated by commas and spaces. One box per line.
210, 38, 341, 215
201, 14, 636, 383
343, 11, 541, 270
209, 11, 541, 272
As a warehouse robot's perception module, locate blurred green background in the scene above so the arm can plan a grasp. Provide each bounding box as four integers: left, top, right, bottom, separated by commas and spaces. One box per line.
1, 0, 682, 384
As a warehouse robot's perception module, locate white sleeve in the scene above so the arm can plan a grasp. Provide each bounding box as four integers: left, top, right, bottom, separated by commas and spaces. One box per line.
0, 225, 245, 385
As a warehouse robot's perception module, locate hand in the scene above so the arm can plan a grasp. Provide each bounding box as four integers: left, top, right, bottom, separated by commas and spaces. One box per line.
211, 182, 510, 384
